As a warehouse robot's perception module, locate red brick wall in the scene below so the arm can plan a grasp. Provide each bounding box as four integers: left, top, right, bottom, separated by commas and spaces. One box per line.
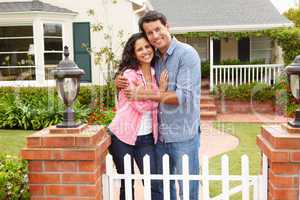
216, 100, 274, 113
21, 125, 111, 200
257, 125, 300, 200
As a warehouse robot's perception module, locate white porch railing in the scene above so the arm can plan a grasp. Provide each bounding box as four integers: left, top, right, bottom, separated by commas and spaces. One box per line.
209, 64, 284, 91
102, 154, 268, 200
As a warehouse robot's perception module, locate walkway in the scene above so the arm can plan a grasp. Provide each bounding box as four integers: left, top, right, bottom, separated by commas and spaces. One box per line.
200, 113, 289, 159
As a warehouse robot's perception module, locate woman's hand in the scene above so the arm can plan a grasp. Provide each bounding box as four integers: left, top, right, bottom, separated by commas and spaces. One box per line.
159, 69, 169, 92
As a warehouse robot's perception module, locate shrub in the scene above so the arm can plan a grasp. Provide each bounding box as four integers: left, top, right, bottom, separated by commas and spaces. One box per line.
214, 82, 275, 102
78, 85, 116, 108
0, 84, 116, 130
0, 86, 101, 130
201, 61, 210, 78
0, 155, 29, 200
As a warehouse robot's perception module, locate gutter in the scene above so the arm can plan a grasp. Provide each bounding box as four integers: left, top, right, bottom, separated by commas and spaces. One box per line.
170, 23, 294, 33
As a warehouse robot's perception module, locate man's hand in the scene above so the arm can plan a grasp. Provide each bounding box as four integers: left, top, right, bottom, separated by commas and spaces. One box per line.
115, 74, 129, 90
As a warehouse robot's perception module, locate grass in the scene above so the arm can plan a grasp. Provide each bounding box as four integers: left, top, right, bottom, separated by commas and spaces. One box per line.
0, 129, 33, 157
209, 122, 262, 200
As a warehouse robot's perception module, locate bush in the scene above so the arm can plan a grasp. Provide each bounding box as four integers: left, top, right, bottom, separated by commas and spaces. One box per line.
201, 61, 210, 78
0, 85, 116, 130
88, 103, 116, 126
214, 82, 275, 102
78, 85, 116, 108
0, 155, 29, 200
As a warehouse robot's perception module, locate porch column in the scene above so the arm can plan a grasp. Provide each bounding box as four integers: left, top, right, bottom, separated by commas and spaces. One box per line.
257, 124, 300, 200
209, 37, 214, 91
33, 17, 45, 86
21, 125, 111, 200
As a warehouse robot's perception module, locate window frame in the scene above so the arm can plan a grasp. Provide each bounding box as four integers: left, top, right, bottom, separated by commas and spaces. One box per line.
0, 25, 36, 81
42, 22, 64, 80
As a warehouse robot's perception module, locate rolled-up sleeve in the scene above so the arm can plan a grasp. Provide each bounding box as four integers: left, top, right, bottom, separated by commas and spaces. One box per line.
122, 70, 158, 113
175, 48, 201, 105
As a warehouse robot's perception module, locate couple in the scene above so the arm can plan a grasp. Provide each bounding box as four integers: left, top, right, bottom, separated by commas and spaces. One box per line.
108, 10, 201, 200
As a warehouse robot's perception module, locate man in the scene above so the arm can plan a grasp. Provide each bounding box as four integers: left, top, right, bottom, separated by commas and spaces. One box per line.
116, 10, 201, 200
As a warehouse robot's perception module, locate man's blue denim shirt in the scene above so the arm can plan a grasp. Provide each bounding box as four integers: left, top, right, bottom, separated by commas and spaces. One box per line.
154, 37, 201, 143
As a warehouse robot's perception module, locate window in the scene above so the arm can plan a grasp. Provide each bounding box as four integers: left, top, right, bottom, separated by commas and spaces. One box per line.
44, 23, 63, 80
0, 26, 35, 81
187, 37, 208, 61
250, 36, 272, 64
176, 35, 209, 61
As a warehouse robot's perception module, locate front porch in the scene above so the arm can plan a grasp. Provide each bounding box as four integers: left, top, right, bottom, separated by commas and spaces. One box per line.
176, 35, 285, 91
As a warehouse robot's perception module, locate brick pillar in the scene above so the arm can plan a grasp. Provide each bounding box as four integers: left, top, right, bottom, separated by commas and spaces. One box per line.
257, 124, 300, 200
21, 124, 111, 200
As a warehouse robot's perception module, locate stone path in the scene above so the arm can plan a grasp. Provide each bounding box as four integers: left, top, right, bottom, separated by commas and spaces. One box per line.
199, 121, 239, 160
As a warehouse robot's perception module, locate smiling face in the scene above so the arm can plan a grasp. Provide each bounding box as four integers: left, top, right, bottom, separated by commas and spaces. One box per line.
134, 37, 154, 65
142, 20, 172, 54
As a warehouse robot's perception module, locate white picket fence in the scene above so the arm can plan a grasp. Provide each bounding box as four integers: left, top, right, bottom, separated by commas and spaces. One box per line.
102, 154, 268, 200
210, 64, 284, 91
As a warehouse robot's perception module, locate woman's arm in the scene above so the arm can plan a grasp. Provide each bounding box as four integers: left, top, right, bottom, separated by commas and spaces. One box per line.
121, 70, 158, 113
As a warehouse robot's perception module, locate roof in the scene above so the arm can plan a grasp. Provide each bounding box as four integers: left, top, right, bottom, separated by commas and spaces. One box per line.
0, 0, 77, 14
150, 0, 293, 33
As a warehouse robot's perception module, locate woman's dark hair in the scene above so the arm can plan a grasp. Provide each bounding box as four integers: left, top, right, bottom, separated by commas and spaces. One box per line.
118, 32, 155, 73
138, 10, 167, 33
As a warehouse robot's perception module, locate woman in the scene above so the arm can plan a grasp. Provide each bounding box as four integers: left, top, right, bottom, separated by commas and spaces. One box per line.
108, 32, 167, 200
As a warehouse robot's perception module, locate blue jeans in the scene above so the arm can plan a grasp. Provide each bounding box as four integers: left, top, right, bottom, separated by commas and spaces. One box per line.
108, 133, 162, 200
155, 133, 200, 200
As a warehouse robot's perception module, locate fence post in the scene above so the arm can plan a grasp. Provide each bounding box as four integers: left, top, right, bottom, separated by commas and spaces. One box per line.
241, 155, 250, 200
163, 154, 171, 200
221, 155, 230, 200
202, 156, 210, 200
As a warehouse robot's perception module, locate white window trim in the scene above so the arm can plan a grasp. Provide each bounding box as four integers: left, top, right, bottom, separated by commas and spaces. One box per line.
0, 14, 74, 87
0, 25, 36, 81
42, 21, 65, 82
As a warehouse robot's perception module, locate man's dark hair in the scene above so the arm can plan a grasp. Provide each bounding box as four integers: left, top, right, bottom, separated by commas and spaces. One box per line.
138, 10, 167, 33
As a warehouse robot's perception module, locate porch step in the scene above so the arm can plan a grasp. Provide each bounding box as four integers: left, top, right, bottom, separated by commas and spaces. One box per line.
200, 103, 216, 111
201, 89, 210, 95
201, 111, 217, 120
201, 95, 215, 104
200, 78, 217, 120
201, 79, 210, 89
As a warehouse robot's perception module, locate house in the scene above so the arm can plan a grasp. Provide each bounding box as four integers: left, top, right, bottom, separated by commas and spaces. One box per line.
0, 0, 150, 87
150, 0, 293, 90
0, 0, 293, 89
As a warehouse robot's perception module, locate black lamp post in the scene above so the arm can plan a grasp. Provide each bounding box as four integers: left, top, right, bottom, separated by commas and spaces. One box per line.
52, 46, 85, 128
286, 55, 300, 128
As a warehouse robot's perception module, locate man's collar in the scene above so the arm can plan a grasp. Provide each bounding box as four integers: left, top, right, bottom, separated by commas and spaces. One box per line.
166, 37, 177, 56
155, 36, 177, 58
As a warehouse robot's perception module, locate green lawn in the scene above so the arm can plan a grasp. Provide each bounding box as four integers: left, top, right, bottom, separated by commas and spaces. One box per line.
209, 122, 262, 199
0, 129, 33, 157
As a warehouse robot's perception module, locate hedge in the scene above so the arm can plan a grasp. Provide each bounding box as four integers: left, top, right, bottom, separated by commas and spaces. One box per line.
0, 85, 116, 130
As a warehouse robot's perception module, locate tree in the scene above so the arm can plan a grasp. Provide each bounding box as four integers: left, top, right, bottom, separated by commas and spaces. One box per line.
284, 8, 300, 27
83, 1, 127, 107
